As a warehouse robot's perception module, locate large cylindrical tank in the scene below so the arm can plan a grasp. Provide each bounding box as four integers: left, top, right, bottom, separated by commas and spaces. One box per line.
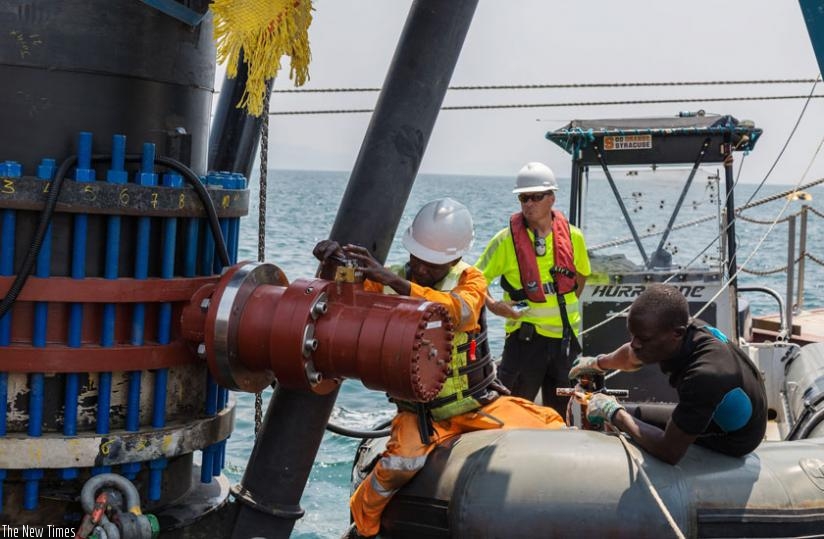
0, 0, 215, 174
0, 1, 247, 530
364, 429, 824, 538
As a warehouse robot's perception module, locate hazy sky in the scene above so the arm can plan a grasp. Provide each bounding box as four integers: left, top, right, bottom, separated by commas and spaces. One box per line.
250, 1, 824, 184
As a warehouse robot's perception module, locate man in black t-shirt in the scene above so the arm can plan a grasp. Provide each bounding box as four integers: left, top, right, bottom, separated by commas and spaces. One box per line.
568, 283, 767, 464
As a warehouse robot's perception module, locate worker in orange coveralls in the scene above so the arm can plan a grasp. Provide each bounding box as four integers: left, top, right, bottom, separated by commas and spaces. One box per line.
314, 198, 566, 539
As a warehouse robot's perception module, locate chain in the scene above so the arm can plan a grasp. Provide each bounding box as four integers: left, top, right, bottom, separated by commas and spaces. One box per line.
739, 252, 824, 275
808, 206, 824, 219
270, 78, 818, 93
735, 210, 802, 225
253, 85, 272, 438
270, 94, 824, 116
805, 251, 824, 268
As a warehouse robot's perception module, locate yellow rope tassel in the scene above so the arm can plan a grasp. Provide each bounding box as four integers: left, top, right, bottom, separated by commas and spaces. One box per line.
212, 0, 313, 117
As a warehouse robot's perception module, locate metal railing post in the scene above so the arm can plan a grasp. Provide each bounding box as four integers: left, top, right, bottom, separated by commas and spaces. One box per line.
786, 215, 796, 335
796, 205, 808, 312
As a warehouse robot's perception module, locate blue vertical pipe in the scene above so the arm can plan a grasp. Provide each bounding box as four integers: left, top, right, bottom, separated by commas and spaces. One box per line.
0, 369, 5, 510
184, 215, 199, 278
230, 173, 245, 264
24, 158, 56, 509
200, 172, 221, 275
180, 172, 212, 483
213, 172, 231, 274
122, 142, 157, 480
147, 169, 182, 499
201, 171, 221, 479
212, 172, 238, 475
0, 160, 21, 510
0, 161, 20, 343
64, 132, 95, 480
96, 135, 128, 476
201, 372, 218, 483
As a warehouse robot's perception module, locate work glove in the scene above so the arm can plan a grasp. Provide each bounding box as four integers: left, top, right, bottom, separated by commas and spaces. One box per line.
586, 393, 625, 426
568, 355, 605, 380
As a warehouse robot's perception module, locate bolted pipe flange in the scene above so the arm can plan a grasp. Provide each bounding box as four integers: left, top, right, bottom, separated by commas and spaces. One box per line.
302, 324, 318, 357
203, 262, 289, 392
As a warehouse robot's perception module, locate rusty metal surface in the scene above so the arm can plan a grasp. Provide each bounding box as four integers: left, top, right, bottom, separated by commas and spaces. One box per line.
0, 176, 248, 217
206, 266, 454, 401
0, 275, 217, 303
0, 402, 234, 468
207, 262, 288, 392
1, 340, 197, 372
5, 364, 207, 432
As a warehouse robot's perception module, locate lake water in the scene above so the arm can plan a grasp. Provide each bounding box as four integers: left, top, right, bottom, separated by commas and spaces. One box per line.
224, 168, 824, 538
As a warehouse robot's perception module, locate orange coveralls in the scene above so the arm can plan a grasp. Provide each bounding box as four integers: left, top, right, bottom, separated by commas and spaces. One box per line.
350, 265, 565, 537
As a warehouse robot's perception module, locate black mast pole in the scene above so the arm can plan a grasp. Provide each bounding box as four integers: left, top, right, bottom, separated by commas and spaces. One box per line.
723, 137, 740, 339
327, 0, 480, 262
208, 53, 271, 179
229, 1, 479, 537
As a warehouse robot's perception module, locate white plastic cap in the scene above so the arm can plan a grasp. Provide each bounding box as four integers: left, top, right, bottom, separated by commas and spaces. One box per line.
512, 162, 558, 193
402, 198, 474, 264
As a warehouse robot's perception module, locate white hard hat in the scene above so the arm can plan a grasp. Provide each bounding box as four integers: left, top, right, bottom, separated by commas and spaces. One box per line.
402, 198, 474, 264
512, 162, 558, 193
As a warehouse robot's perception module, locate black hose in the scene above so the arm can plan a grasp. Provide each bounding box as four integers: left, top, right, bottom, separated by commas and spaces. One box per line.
326, 418, 392, 439
150, 155, 231, 267
0, 154, 76, 318
0, 153, 231, 319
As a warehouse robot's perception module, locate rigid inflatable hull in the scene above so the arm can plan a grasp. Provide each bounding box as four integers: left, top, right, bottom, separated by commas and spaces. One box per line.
371, 429, 824, 538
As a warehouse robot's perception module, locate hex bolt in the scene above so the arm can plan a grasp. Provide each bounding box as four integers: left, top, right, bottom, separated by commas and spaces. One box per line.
200, 298, 211, 312
197, 343, 206, 358
304, 338, 319, 353
312, 301, 328, 317
308, 371, 323, 384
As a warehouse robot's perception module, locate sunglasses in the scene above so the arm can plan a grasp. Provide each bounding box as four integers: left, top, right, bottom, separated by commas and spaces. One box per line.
518, 192, 553, 204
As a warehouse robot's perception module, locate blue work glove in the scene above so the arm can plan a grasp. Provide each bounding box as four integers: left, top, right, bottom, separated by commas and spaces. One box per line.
568, 355, 605, 380
586, 393, 625, 425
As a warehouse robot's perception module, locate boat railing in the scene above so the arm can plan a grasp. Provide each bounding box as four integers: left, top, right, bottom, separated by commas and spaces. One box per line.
737, 203, 824, 334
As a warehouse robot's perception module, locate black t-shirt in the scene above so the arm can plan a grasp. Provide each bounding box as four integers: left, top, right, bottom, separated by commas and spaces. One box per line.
659, 322, 768, 457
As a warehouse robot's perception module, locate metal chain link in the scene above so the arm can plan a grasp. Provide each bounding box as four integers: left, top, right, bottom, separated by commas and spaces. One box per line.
805, 251, 824, 268
738, 255, 804, 276
808, 205, 824, 219
735, 210, 802, 225
270, 78, 818, 93
739, 251, 824, 275
253, 86, 272, 438
270, 94, 824, 116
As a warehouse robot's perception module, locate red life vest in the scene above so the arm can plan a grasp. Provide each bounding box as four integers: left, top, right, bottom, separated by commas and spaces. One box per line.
508, 210, 577, 303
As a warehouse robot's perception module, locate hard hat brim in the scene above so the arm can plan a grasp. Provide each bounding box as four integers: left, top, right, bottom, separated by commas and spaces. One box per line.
402, 230, 469, 265
512, 185, 559, 194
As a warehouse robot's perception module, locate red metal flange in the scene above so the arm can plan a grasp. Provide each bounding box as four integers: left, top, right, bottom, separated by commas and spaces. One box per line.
191, 262, 453, 401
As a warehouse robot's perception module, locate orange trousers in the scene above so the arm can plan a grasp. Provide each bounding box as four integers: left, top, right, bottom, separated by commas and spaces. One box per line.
350, 396, 565, 536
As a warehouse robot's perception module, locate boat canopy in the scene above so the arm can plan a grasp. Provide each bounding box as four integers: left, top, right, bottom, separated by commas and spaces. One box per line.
545, 112, 760, 347
546, 113, 762, 166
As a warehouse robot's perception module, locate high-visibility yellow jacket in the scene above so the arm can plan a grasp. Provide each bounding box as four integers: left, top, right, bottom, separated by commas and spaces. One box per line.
475, 224, 591, 339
